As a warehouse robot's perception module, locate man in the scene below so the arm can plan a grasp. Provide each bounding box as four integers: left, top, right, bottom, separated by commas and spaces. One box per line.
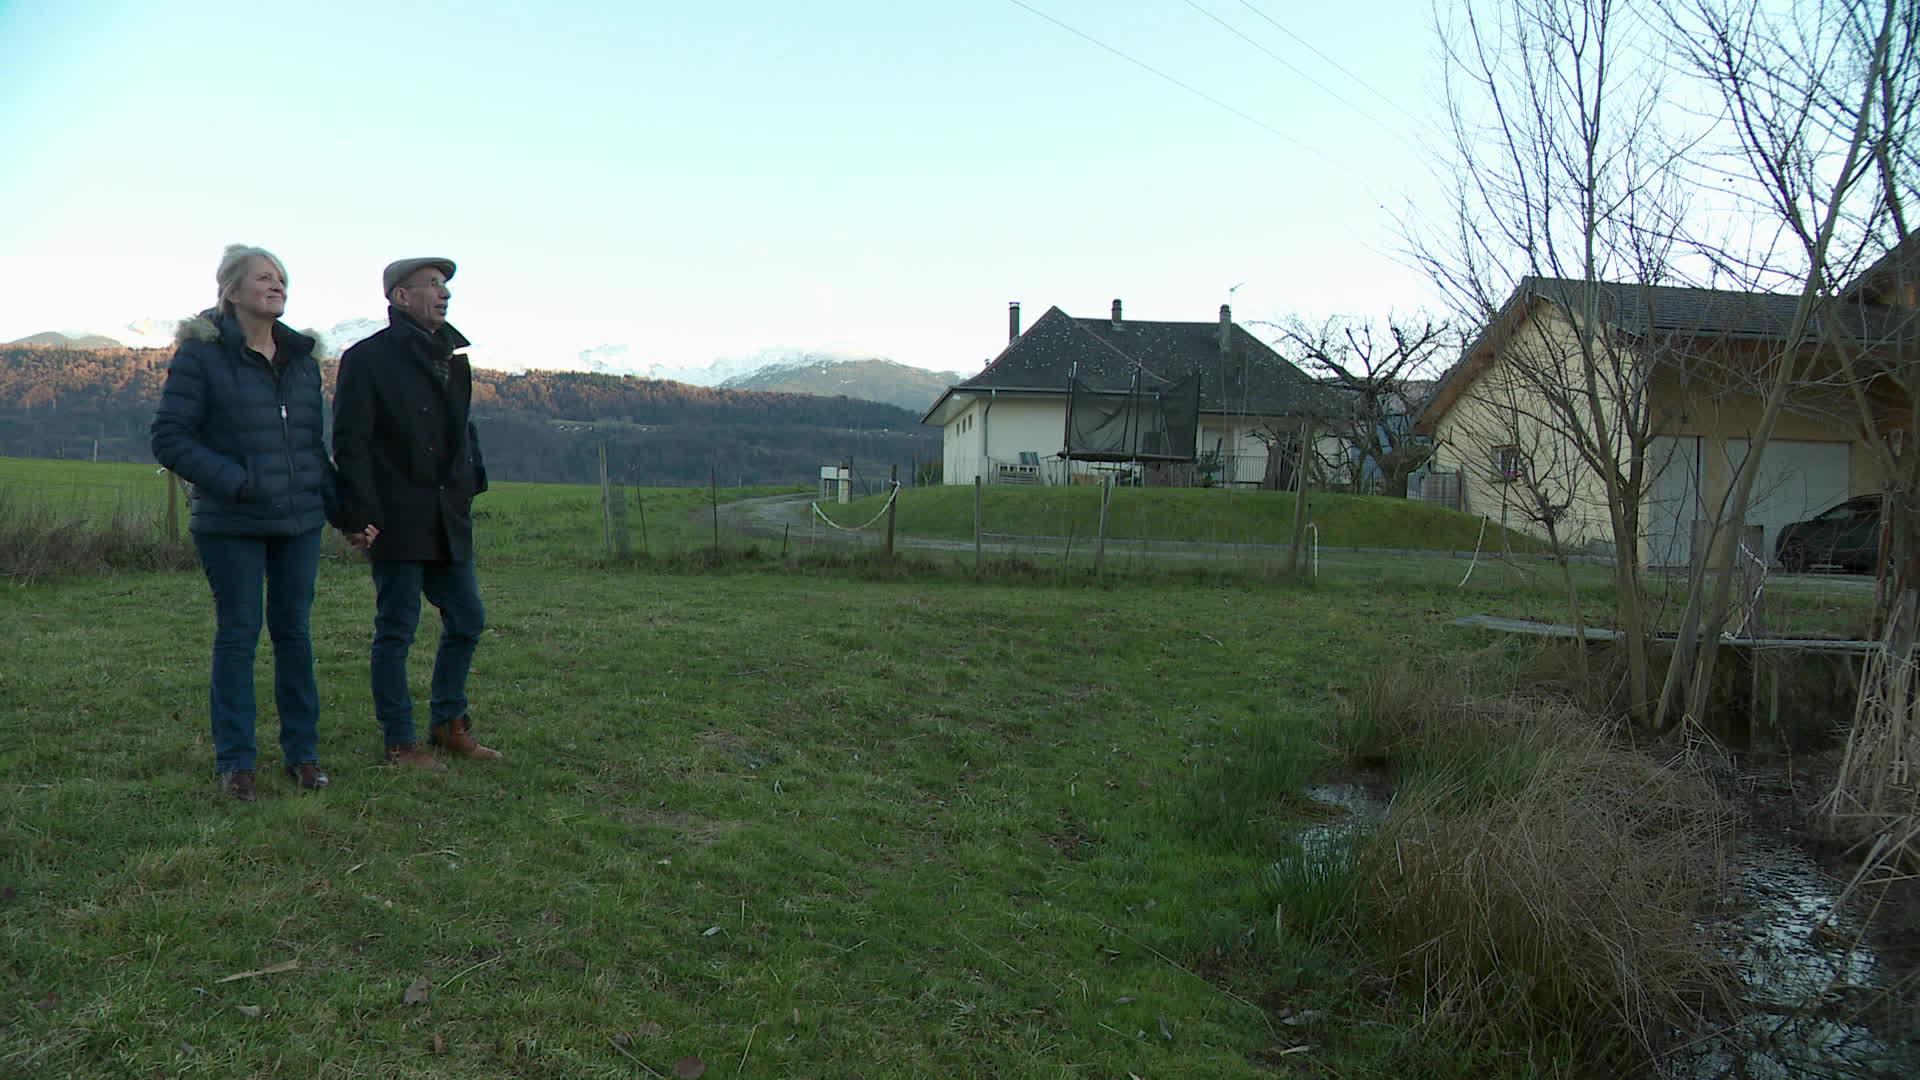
332, 257, 501, 769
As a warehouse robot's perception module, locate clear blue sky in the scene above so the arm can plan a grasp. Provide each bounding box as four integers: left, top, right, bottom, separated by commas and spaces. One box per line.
0, 0, 1447, 373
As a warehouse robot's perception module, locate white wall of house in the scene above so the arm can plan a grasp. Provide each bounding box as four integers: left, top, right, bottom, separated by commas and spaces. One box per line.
1726, 439, 1851, 564
1195, 423, 1269, 485
1645, 435, 1703, 567
943, 397, 1311, 487
941, 397, 1071, 484
1428, 308, 1876, 565
941, 401, 986, 485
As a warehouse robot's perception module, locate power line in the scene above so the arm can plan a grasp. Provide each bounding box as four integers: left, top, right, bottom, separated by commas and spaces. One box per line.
1001, 0, 1312, 153
1179, 0, 1407, 141
1233, 0, 1420, 122
999, 0, 1419, 293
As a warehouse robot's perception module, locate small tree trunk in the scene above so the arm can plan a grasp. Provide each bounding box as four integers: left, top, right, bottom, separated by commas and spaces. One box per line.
1287, 423, 1314, 576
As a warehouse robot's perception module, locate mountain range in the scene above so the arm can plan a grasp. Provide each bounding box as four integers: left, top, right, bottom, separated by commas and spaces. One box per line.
721, 353, 962, 414
7, 328, 963, 412
0, 343, 939, 487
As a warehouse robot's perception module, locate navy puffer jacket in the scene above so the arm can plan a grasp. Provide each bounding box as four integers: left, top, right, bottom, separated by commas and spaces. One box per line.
150, 310, 338, 536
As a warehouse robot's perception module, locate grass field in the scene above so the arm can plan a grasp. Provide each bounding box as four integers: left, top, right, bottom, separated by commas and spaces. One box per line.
0, 458, 1886, 1076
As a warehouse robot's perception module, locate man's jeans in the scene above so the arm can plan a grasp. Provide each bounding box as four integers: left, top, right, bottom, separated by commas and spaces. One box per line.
193, 528, 324, 774
370, 559, 486, 748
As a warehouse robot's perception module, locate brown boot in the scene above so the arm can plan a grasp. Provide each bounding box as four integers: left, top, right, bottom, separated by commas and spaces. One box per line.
430, 716, 503, 760
384, 743, 447, 771
285, 762, 330, 791
220, 770, 258, 802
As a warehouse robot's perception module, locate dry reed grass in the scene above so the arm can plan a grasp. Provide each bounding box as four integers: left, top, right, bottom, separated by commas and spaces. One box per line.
1824, 627, 1920, 875
1329, 660, 1738, 1067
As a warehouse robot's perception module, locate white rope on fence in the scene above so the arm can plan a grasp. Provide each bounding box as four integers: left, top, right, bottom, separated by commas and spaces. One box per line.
1730, 540, 1771, 639
1458, 514, 1490, 588
811, 482, 902, 533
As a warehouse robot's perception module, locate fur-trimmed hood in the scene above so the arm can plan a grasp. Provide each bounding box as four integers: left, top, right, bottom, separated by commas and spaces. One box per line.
175, 309, 324, 357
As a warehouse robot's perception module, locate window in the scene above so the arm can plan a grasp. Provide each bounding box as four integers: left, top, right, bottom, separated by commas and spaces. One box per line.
1493, 445, 1525, 483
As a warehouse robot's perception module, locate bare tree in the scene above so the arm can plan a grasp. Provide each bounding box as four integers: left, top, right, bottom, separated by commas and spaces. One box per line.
1654, 0, 1911, 730
1259, 315, 1451, 497
1413, 0, 1686, 722
1676, 0, 1920, 862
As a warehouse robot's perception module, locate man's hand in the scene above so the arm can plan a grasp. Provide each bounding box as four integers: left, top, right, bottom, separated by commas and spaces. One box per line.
340, 524, 380, 551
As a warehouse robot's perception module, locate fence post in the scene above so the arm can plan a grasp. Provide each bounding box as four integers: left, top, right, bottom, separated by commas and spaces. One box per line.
1287, 422, 1315, 575
885, 464, 898, 560
634, 489, 650, 557
598, 442, 613, 556
1095, 475, 1112, 578
974, 475, 983, 570
710, 466, 720, 552
164, 469, 179, 542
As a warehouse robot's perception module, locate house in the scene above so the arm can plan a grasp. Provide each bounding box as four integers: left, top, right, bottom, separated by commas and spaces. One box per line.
920, 300, 1330, 487
1416, 271, 1916, 566
1318, 377, 1438, 494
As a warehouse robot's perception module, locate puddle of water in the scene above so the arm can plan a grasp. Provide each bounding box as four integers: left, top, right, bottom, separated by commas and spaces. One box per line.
1664, 831, 1913, 1080
1292, 780, 1914, 1078
1304, 782, 1387, 819
1723, 836, 1879, 1005
1296, 782, 1388, 866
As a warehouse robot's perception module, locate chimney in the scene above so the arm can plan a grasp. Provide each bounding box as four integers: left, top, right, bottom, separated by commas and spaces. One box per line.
1219, 304, 1232, 355
1111, 298, 1123, 329
1008, 301, 1021, 343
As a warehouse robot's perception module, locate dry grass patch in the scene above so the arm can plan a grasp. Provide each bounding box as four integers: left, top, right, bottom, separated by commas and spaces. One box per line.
0, 489, 196, 581
1826, 645, 1920, 873
1309, 661, 1739, 1070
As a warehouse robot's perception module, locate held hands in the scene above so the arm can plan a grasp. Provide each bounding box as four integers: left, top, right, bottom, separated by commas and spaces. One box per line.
340, 524, 380, 551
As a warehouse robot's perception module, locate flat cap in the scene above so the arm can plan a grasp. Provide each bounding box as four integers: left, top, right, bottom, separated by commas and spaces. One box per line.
382, 257, 456, 296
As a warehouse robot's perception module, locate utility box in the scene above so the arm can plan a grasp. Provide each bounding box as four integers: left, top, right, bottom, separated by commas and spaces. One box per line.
820, 464, 852, 504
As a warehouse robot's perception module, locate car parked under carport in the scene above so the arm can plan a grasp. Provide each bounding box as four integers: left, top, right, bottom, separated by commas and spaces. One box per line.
1774, 495, 1882, 572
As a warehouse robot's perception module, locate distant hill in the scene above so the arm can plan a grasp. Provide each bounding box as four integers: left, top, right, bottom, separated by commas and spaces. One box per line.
721, 355, 963, 413
8, 331, 124, 349
0, 344, 937, 487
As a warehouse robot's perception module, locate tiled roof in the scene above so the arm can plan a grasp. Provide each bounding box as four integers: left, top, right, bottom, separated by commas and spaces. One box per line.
940, 306, 1333, 417
1418, 275, 1920, 431
1524, 278, 1913, 342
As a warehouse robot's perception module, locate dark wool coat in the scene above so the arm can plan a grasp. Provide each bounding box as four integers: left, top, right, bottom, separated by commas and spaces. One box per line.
149, 311, 336, 537
332, 308, 488, 563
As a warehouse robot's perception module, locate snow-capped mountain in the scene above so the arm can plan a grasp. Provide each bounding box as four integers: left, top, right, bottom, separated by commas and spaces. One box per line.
6, 320, 958, 411
122, 318, 179, 348
319, 317, 382, 355
721, 352, 963, 412
491, 345, 860, 387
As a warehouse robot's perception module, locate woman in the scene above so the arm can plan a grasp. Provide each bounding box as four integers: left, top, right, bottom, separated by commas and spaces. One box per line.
152, 244, 346, 800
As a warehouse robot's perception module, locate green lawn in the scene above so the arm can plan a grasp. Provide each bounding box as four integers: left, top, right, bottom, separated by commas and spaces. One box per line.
0, 457, 171, 522
2, 560, 1489, 1078
0, 462, 1884, 1077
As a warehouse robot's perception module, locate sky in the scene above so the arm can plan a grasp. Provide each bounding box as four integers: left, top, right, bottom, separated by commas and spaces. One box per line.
0, 0, 1450, 375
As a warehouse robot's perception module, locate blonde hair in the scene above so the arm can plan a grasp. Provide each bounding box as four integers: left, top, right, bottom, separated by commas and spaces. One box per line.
214, 244, 288, 315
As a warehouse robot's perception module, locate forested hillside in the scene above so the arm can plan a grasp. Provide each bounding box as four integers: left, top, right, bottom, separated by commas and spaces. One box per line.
0, 346, 937, 486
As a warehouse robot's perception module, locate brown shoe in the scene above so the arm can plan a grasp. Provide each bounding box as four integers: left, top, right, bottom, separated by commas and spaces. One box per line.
384, 743, 448, 771
221, 770, 258, 802
430, 716, 503, 760
285, 762, 330, 791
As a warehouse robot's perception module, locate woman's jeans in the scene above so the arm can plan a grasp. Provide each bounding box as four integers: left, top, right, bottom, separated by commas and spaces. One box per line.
193, 529, 323, 773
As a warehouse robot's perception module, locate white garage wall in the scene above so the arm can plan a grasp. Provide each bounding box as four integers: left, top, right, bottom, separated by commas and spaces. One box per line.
1724, 439, 1851, 564
1645, 435, 1703, 567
